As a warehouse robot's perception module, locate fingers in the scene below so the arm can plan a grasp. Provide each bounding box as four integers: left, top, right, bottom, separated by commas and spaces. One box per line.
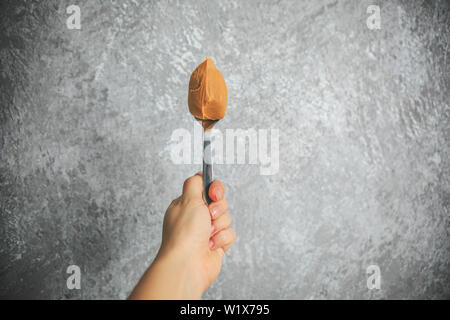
209, 228, 236, 251
182, 174, 203, 201
211, 211, 232, 236
208, 179, 226, 202
182, 174, 225, 205
208, 198, 228, 220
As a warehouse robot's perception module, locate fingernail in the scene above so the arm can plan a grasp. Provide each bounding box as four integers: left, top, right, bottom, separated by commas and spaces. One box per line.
209, 240, 214, 249
210, 205, 218, 218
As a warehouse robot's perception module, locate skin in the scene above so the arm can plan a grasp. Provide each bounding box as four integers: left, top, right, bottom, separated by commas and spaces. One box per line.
128, 172, 236, 300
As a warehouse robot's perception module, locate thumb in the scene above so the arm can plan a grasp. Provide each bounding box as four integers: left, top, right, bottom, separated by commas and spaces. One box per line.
182, 172, 204, 201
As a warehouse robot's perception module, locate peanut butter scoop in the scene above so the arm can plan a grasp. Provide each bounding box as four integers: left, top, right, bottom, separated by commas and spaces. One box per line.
188, 57, 228, 129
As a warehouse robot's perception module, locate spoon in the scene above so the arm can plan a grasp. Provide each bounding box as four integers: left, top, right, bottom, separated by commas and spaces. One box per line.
197, 118, 218, 204
187, 57, 227, 204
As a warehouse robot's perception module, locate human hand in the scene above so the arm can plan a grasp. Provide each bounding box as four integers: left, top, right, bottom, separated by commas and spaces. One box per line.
129, 173, 236, 299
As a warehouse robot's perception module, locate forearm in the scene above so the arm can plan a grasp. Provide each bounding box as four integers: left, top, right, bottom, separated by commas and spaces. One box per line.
128, 250, 203, 300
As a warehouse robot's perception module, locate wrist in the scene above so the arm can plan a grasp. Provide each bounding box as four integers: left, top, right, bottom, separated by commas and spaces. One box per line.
152, 247, 204, 299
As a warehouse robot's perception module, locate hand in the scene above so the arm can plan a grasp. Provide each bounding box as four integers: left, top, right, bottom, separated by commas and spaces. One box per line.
129, 173, 236, 299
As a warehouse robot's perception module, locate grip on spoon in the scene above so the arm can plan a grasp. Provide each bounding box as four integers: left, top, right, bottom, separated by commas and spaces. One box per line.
203, 132, 213, 205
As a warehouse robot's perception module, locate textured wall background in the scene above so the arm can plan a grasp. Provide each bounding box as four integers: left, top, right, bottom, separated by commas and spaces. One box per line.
1, 0, 449, 299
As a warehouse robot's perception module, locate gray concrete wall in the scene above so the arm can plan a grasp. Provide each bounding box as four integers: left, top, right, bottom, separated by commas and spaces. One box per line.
0, 0, 449, 299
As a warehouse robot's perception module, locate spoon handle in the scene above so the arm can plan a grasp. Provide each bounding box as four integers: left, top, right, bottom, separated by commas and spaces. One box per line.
203, 130, 213, 205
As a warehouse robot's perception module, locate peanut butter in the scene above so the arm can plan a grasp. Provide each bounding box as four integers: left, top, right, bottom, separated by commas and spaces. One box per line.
188, 57, 228, 129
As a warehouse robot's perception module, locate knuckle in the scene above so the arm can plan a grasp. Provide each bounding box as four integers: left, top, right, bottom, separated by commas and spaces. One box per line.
230, 228, 236, 241
183, 176, 195, 188
226, 212, 232, 225
169, 197, 181, 208
222, 198, 229, 210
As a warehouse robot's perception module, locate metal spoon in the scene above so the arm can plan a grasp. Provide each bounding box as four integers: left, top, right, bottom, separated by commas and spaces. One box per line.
197, 118, 219, 205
